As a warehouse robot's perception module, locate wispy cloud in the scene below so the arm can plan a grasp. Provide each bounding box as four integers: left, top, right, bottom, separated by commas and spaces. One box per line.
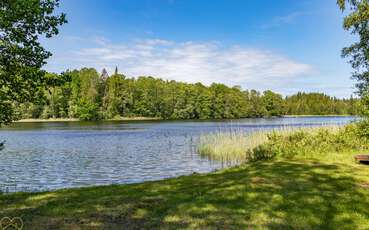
262, 11, 310, 29
46, 37, 314, 93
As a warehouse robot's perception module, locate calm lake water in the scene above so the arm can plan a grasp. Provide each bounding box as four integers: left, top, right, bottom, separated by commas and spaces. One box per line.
0, 116, 356, 192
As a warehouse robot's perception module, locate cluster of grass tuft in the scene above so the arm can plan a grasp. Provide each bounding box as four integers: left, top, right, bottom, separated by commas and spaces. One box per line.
197, 130, 269, 164
198, 124, 369, 164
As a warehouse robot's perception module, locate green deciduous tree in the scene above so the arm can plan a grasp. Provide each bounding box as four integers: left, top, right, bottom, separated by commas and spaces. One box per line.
262, 90, 285, 117
103, 71, 132, 118
338, 0, 369, 95
13, 68, 361, 121
338, 0, 369, 135
338, 0, 369, 102
69, 68, 101, 120
0, 0, 66, 125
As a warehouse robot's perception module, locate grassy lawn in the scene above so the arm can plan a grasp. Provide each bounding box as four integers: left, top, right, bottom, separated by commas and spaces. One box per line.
1, 152, 369, 229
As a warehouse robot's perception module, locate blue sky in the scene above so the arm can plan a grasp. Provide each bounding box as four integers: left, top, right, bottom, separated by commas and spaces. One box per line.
43, 0, 356, 98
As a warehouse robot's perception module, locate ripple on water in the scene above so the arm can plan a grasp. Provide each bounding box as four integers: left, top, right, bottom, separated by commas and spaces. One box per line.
0, 117, 356, 192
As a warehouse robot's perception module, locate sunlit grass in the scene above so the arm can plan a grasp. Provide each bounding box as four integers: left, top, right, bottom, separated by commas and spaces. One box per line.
1, 158, 369, 229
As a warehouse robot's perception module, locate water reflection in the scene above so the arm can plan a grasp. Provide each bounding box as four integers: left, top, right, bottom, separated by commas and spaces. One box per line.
0, 116, 356, 192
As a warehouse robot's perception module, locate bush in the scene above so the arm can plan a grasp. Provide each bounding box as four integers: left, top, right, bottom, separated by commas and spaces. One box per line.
248, 144, 276, 161
254, 124, 368, 159
357, 119, 369, 138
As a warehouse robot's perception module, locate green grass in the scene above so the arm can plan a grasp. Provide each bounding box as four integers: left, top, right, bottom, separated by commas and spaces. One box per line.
0, 153, 369, 229
1, 156, 369, 229
1, 125, 369, 229
198, 125, 368, 164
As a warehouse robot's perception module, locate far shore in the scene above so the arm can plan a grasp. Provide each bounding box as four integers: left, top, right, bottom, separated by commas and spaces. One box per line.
282, 114, 354, 117
15, 117, 161, 123
14, 115, 355, 123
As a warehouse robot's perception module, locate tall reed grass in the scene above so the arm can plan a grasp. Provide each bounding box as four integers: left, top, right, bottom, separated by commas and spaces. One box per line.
197, 125, 366, 164
197, 129, 268, 164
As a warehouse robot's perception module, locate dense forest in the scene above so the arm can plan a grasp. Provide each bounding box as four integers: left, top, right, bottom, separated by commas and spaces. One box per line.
14, 68, 362, 121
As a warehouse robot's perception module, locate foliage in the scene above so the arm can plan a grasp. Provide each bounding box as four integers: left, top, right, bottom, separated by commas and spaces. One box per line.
338, 0, 369, 97
0, 0, 67, 125
262, 90, 285, 116
357, 117, 369, 137
285, 92, 361, 115
259, 125, 368, 159
198, 124, 369, 163
13, 68, 362, 121
357, 91, 369, 137
338, 0, 369, 136
0, 102, 13, 124
76, 99, 99, 121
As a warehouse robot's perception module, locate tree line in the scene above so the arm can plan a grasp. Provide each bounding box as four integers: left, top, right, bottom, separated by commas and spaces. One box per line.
14, 68, 362, 121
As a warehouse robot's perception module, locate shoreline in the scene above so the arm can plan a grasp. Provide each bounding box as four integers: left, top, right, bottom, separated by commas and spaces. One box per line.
14, 115, 355, 123
15, 117, 161, 123
283, 114, 354, 117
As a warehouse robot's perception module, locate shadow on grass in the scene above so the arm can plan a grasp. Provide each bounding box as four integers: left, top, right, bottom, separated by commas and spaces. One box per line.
1, 160, 369, 229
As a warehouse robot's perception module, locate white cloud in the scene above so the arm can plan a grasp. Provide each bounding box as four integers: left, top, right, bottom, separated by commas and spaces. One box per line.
47, 38, 314, 92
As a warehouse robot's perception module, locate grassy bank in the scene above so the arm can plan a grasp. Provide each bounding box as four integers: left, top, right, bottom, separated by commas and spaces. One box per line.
1, 156, 369, 229
1, 125, 369, 229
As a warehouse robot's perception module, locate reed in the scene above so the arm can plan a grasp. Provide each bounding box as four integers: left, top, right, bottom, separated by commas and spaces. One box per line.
197, 129, 268, 164
197, 125, 358, 164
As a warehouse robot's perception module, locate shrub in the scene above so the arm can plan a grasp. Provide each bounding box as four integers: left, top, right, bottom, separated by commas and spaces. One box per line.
254, 124, 368, 159
357, 119, 369, 138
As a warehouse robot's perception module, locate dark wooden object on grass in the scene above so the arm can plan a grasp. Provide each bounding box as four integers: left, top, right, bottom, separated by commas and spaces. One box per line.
355, 154, 369, 163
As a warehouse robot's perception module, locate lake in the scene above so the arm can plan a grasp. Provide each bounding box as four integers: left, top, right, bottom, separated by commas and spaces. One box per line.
0, 116, 356, 192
